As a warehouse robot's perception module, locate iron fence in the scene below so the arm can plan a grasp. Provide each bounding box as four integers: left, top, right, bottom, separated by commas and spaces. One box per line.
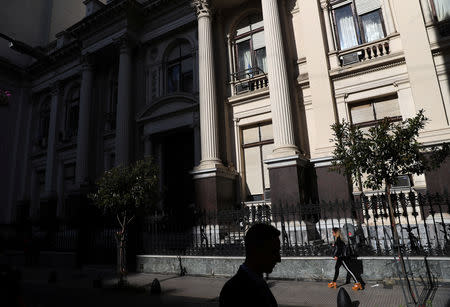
140, 191, 450, 257
3, 191, 449, 262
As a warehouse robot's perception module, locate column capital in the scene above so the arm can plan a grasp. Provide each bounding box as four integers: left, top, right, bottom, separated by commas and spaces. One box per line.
191, 0, 212, 18
114, 34, 137, 54
320, 0, 330, 10
81, 53, 94, 71
50, 81, 62, 96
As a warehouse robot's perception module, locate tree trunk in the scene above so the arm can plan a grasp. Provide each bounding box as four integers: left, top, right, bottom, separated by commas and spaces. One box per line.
386, 183, 416, 304
115, 227, 127, 287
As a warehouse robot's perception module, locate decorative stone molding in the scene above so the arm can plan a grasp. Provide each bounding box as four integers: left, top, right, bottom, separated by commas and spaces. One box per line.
113, 35, 138, 55
330, 56, 406, 81
50, 82, 61, 96
191, 0, 211, 18
320, 0, 330, 10
81, 54, 94, 71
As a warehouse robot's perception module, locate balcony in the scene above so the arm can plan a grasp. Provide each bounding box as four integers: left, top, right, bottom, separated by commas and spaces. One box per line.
337, 37, 390, 67
230, 67, 268, 96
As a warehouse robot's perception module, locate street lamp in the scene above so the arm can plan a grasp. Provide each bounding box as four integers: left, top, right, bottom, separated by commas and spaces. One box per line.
0, 32, 47, 60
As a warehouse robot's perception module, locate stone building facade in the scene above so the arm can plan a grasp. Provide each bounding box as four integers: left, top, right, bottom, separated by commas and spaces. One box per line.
1, 0, 449, 224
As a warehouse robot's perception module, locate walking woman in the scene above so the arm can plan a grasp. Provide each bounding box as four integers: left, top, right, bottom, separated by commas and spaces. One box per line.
328, 227, 363, 291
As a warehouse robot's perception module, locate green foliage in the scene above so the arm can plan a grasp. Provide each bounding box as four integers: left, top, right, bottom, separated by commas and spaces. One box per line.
331, 109, 450, 191
89, 157, 159, 222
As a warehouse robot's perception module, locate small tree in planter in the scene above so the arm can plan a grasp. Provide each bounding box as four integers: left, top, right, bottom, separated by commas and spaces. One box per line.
89, 157, 159, 286
331, 109, 449, 304
0, 89, 12, 105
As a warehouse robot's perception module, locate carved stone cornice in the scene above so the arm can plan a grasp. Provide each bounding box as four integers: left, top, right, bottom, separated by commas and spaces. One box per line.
191, 0, 211, 18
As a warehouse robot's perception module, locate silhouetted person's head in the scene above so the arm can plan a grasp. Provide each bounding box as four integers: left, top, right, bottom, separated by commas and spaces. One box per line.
244, 223, 281, 274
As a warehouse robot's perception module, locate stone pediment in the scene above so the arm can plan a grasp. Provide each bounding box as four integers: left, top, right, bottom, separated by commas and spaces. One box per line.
137, 93, 198, 122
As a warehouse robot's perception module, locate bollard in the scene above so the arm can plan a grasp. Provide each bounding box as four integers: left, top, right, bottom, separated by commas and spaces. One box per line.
337, 287, 353, 307
150, 278, 161, 295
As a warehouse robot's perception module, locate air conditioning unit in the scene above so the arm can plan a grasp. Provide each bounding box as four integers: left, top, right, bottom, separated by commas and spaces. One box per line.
264, 189, 271, 200
340, 51, 361, 66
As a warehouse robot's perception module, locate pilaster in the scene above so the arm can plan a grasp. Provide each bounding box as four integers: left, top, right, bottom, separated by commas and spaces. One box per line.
75, 54, 94, 185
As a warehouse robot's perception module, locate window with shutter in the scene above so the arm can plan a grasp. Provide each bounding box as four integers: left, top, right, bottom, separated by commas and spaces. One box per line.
350, 95, 401, 127
242, 123, 274, 201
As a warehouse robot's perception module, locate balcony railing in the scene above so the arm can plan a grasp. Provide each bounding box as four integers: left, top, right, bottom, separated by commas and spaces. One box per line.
338, 37, 390, 66
230, 67, 268, 95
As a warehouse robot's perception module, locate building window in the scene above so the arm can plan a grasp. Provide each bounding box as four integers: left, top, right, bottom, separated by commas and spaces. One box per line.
66, 86, 80, 138
242, 123, 273, 201
349, 95, 412, 189
37, 169, 46, 193
63, 163, 76, 185
233, 13, 266, 78
166, 42, 193, 94
38, 98, 51, 148
430, 0, 450, 22
332, 0, 386, 50
349, 95, 401, 129
106, 71, 118, 131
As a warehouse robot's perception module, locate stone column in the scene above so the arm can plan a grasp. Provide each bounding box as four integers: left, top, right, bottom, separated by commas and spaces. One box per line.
192, 0, 222, 169
115, 37, 132, 166
44, 82, 61, 196
191, 0, 236, 211
261, 0, 298, 159
144, 135, 153, 157
75, 55, 93, 185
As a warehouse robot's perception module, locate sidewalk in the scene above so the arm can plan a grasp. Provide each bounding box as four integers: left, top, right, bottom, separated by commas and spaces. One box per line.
17, 266, 450, 307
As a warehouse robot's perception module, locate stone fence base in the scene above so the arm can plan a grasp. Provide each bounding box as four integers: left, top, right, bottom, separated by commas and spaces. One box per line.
136, 255, 450, 283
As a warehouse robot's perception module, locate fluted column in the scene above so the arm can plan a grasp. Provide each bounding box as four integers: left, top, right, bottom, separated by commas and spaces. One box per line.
115, 37, 132, 166
261, 0, 298, 158
44, 82, 61, 195
75, 56, 93, 185
192, 0, 222, 169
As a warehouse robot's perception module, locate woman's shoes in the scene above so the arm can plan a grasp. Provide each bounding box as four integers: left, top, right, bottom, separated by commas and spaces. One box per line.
328, 281, 337, 288
352, 282, 363, 291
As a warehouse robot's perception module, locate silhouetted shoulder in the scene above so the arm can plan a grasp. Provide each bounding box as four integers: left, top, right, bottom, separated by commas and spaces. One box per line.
219, 267, 277, 307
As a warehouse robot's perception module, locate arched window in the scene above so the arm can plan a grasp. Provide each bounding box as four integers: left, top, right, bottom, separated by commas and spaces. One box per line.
166, 41, 193, 94
38, 98, 51, 148
66, 86, 80, 138
233, 13, 266, 77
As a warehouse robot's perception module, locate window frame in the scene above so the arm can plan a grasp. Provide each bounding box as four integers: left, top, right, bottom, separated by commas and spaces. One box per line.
349, 95, 402, 128
38, 99, 51, 144
232, 14, 266, 78
241, 122, 274, 202
331, 1, 387, 51
165, 42, 193, 94
429, 0, 450, 22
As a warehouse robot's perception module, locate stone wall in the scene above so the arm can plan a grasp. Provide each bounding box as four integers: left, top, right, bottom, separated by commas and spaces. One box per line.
136, 255, 450, 283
